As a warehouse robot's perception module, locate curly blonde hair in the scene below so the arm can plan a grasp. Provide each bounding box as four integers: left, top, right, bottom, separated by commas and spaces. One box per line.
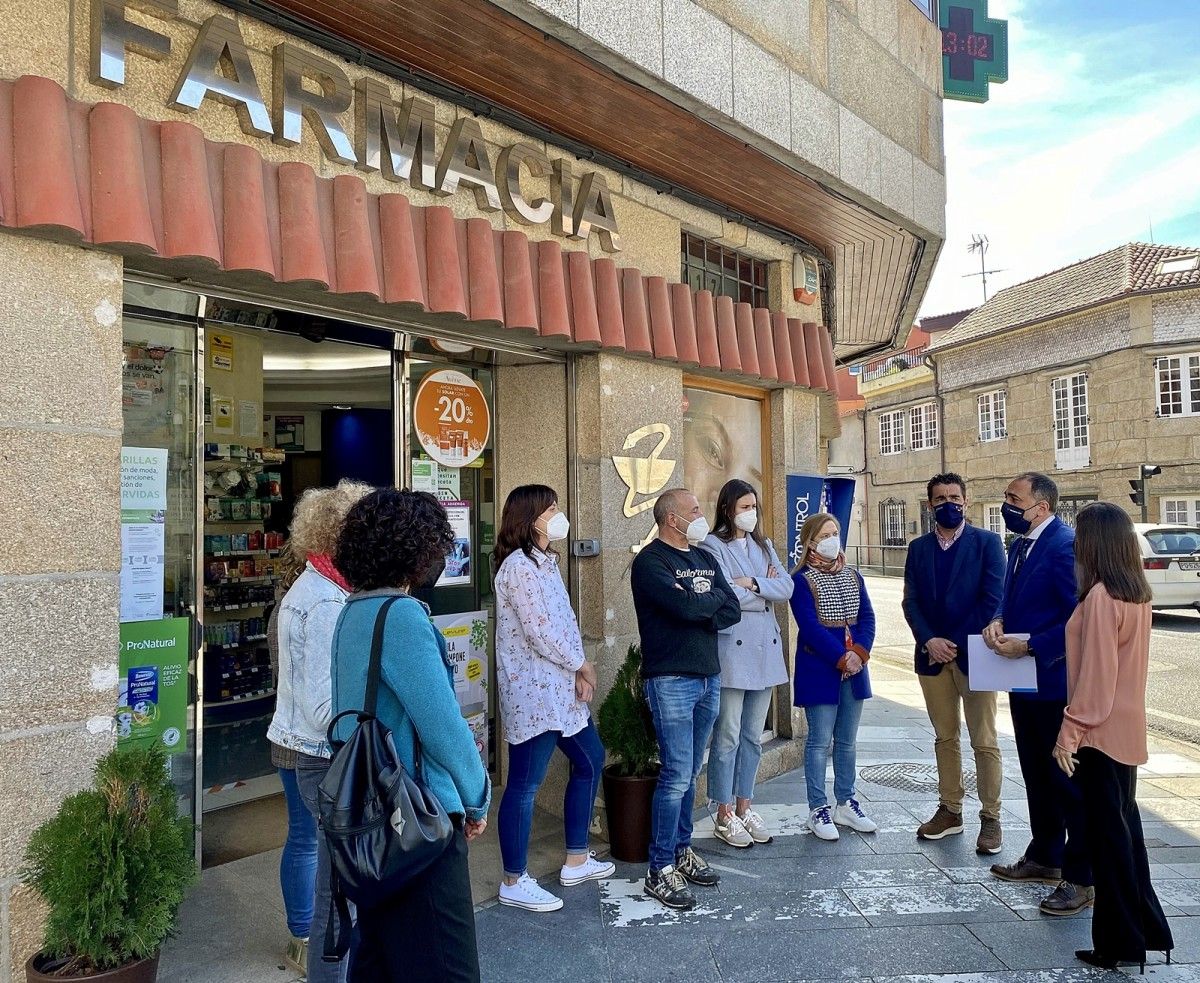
288, 480, 374, 561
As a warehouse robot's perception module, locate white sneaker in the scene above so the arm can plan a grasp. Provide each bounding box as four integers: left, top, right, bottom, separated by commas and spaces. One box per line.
808, 806, 840, 840
559, 852, 616, 886
833, 798, 878, 833
713, 811, 754, 848
739, 808, 772, 844
498, 872, 564, 912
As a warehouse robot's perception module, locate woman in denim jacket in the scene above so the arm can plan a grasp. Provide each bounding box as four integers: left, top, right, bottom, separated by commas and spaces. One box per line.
266, 479, 371, 983
331, 489, 491, 983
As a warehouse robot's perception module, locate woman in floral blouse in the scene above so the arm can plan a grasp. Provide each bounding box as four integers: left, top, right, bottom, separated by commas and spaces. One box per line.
493, 484, 613, 912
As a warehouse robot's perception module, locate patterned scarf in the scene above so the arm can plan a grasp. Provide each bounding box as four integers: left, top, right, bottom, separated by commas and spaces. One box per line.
806, 545, 846, 575
802, 565, 861, 628
308, 553, 352, 593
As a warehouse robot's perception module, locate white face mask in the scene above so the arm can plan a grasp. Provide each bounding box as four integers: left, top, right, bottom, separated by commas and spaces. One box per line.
814, 536, 841, 560
734, 509, 758, 533
680, 515, 710, 545
543, 512, 570, 542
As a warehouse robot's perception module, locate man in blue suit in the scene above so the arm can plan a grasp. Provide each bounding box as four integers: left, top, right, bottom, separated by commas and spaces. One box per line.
903, 473, 1006, 854
984, 471, 1093, 916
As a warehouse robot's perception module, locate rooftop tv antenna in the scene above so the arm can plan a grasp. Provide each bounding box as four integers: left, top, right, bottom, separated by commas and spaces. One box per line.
963, 234, 1006, 303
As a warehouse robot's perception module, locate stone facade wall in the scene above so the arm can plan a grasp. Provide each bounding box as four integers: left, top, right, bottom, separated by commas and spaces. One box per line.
1154, 294, 1200, 344
0, 235, 123, 982
936, 303, 1132, 392
506, 0, 946, 237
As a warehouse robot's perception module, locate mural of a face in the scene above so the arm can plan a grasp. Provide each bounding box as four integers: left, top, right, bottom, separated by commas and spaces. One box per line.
682, 388, 763, 524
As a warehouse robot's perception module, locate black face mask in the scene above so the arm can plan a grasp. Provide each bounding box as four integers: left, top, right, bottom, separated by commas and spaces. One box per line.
421, 556, 447, 588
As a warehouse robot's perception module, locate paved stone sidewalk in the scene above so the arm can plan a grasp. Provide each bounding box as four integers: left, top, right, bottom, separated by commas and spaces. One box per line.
161, 661, 1200, 982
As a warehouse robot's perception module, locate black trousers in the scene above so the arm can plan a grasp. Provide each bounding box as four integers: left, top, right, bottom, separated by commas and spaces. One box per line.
350, 825, 480, 983
1078, 747, 1173, 959
1010, 694, 1091, 885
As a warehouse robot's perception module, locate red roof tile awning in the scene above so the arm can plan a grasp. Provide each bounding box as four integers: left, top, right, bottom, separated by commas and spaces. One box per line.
0, 75, 837, 394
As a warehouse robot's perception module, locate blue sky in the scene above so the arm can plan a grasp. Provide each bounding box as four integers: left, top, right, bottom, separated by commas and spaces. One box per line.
919, 0, 1200, 316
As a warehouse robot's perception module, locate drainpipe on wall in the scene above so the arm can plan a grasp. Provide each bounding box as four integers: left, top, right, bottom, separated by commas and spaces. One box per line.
927, 351, 948, 475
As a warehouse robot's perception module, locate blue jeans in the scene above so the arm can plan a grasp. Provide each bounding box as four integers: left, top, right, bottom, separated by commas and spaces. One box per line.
644, 674, 722, 872
296, 753, 352, 983
497, 721, 606, 876
707, 687, 774, 804
803, 679, 865, 810
278, 767, 318, 938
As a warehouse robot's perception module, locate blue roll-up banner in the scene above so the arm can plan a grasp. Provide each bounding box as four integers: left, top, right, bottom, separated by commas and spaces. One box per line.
824, 476, 856, 547
787, 473, 857, 566
786, 473, 827, 567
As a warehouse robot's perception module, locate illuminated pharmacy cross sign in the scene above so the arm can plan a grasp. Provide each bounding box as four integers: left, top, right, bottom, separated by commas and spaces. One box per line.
939, 0, 1009, 103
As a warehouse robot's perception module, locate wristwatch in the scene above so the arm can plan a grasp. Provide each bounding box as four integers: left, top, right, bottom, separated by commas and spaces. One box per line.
750, 578, 760, 593
1026, 642, 1036, 658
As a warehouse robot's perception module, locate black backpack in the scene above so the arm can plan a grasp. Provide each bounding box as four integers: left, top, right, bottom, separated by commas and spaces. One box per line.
317, 595, 454, 961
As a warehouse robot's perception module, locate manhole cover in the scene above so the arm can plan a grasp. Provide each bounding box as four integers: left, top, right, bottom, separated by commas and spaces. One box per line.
859, 762, 978, 797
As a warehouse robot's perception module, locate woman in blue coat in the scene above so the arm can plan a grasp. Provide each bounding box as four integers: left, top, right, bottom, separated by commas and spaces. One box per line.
790, 512, 876, 842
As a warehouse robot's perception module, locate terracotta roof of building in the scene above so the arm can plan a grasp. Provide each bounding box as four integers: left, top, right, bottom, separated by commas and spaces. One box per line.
918, 308, 975, 333
929, 242, 1200, 352
0, 75, 838, 395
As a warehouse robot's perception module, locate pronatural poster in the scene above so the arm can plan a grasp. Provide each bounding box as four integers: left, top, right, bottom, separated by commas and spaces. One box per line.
117, 617, 190, 753
432, 611, 489, 769
438, 501, 471, 586
120, 448, 168, 622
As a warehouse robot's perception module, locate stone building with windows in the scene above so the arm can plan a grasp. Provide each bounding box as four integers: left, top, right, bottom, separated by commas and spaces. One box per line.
0, 0, 948, 973
854, 242, 1200, 549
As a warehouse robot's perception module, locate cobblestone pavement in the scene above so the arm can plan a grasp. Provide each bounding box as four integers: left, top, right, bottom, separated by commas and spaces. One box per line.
163, 656, 1200, 982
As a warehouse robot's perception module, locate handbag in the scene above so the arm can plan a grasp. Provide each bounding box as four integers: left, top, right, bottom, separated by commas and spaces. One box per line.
316, 594, 454, 961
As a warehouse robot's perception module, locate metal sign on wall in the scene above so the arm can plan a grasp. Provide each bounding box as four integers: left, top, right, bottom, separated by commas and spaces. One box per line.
939, 0, 1009, 103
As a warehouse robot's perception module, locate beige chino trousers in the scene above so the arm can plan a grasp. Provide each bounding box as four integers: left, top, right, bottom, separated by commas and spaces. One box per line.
918, 660, 1002, 820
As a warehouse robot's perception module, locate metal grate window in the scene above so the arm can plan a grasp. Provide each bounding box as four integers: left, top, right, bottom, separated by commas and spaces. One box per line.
910, 402, 940, 450
1052, 373, 1089, 470
680, 232, 769, 307
878, 410, 906, 456
1057, 494, 1098, 528
880, 499, 907, 546
978, 389, 1007, 442
1156, 353, 1200, 417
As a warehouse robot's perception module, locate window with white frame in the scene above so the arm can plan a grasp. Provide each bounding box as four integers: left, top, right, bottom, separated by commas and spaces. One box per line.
978, 389, 1007, 441
984, 504, 1004, 537
879, 410, 906, 455
1162, 498, 1200, 526
1052, 373, 1089, 470
910, 402, 940, 450
1156, 353, 1200, 417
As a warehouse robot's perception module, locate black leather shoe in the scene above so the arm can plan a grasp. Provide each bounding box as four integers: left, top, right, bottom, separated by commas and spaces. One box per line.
1076, 950, 1144, 975
990, 855, 1062, 884
1040, 881, 1095, 916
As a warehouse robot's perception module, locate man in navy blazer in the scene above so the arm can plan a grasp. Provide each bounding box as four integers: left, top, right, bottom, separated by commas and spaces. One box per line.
903, 473, 1006, 855
984, 471, 1093, 916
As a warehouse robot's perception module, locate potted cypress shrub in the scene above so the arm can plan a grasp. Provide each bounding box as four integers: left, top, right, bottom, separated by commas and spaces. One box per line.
596, 644, 660, 862
22, 745, 196, 982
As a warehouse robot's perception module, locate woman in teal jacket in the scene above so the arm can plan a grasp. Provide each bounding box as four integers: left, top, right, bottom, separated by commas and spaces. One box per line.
331, 488, 490, 983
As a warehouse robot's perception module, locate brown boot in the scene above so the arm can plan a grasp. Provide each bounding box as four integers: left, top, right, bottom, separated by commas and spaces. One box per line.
976, 817, 1003, 855
917, 805, 964, 840
990, 855, 1062, 883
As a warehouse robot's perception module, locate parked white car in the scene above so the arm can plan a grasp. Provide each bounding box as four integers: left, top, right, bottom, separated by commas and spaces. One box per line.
1134, 523, 1200, 611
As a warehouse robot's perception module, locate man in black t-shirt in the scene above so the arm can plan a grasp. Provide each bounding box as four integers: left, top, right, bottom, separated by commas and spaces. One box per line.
631, 488, 741, 911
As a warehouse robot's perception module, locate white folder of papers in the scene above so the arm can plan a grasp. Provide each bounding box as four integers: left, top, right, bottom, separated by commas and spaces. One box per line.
967, 633, 1037, 693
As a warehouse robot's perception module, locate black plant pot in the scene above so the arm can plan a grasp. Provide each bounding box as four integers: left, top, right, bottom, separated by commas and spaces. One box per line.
602, 765, 659, 863
27, 952, 159, 983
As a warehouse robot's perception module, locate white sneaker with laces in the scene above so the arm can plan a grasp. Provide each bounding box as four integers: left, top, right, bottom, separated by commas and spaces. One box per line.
808, 806, 840, 840
498, 872, 564, 912
559, 852, 616, 886
713, 811, 754, 848
739, 808, 772, 844
833, 798, 878, 833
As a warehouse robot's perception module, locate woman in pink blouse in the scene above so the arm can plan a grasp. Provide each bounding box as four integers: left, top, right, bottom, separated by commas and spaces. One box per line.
493, 485, 614, 912
1054, 502, 1172, 972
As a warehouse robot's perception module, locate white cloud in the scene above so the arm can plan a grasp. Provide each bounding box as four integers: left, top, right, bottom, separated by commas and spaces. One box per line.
920, 0, 1200, 317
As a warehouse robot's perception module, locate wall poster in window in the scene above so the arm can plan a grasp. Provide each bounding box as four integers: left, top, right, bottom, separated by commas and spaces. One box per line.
682, 387, 763, 526
438, 501, 472, 586
432, 610, 490, 770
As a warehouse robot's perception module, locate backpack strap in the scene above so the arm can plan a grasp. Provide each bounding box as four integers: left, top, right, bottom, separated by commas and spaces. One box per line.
363, 595, 404, 716
322, 868, 354, 963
